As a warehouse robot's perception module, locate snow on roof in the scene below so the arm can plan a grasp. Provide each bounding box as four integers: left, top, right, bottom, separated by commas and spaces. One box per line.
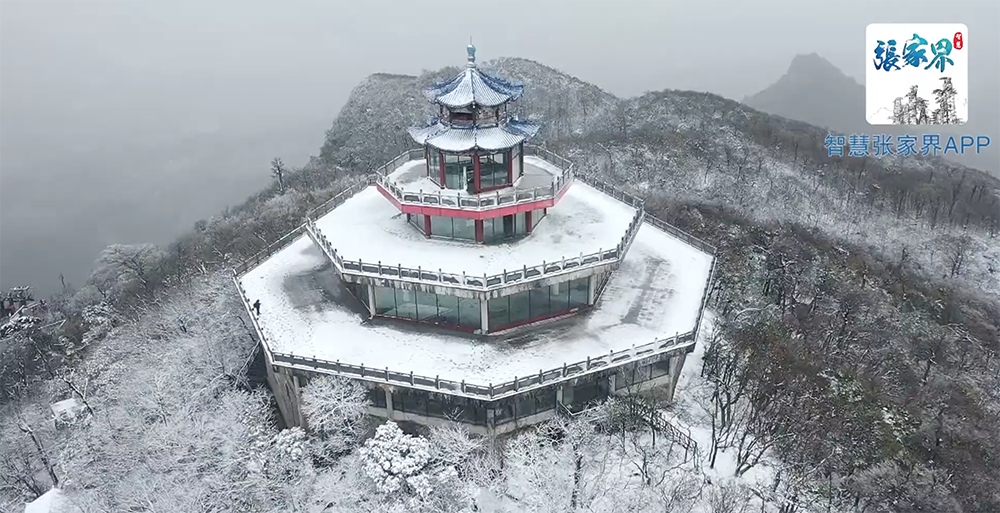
423, 66, 524, 108
240, 221, 713, 385
50, 398, 84, 423
312, 180, 635, 277
407, 120, 539, 152
386, 156, 559, 199
24, 488, 62, 513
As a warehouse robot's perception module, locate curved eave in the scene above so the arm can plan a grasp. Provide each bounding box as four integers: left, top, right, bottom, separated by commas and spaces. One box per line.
423, 67, 525, 109
408, 121, 540, 153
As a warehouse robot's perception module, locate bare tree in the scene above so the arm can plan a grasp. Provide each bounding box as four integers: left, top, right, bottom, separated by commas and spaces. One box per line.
271, 157, 286, 192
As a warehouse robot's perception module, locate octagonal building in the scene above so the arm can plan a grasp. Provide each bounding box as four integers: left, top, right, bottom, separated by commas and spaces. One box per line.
234, 45, 717, 435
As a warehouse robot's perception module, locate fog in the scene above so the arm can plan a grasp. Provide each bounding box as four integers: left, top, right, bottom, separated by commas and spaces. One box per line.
2, 0, 997, 297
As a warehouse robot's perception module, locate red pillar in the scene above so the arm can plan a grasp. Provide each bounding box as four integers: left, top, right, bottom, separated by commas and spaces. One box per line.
439, 151, 446, 186
424, 215, 432, 238
475, 220, 484, 243
473, 151, 481, 193
507, 150, 513, 185
525, 210, 533, 233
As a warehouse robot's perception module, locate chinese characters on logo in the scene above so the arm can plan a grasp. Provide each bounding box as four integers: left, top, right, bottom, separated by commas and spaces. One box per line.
874, 33, 956, 72
825, 133, 990, 158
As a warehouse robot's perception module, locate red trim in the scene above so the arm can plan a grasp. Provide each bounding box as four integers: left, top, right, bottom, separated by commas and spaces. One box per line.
525, 210, 533, 233
376, 313, 478, 334
488, 306, 583, 333
424, 215, 432, 237
474, 220, 484, 243
375, 182, 570, 220
473, 150, 481, 193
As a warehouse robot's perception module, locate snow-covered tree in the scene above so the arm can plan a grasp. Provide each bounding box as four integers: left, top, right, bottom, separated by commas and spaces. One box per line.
300, 375, 369, 460
359, 421, 463, 505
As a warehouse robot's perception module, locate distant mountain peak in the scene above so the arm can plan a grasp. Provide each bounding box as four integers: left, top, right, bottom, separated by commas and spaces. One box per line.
786, 53, 847, 79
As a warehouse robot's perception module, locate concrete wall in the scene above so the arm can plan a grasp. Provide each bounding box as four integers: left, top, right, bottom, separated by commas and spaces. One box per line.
267, 363, 305, 429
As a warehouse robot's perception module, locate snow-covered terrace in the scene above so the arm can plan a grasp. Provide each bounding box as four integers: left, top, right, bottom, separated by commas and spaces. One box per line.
308, 179, 640, 290
237, 219, 715, 398
374, 146, 574, 212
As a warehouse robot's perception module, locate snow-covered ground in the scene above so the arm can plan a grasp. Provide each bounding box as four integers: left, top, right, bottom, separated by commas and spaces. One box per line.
239, 222, 713, 385
386, 155, 560, 197
312, 180, 636, 277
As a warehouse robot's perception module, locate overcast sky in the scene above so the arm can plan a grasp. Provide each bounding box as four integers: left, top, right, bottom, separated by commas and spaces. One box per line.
1, 0, 998, 295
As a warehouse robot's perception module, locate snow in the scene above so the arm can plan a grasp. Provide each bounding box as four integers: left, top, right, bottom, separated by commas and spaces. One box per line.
50, 398, 85, 425
24, 488, 61, 513
240, 220, 714, 386
312, 180, 636, 278
386, 155, 560, 199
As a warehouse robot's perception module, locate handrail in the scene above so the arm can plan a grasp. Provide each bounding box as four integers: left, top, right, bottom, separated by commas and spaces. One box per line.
234, 270, 699, 401
305, 201, 644, 293
372, 145, 576, 212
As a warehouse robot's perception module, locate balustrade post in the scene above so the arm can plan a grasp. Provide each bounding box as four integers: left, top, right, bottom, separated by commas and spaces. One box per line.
514, 377, 518, 391
385, 367, 389, 381
562, 363, 567, 377
539, 369, 544, 384
410, 371, 414, 385
435, 375, 440, 389
586, 356, 591, 370
489, 383, 494, 398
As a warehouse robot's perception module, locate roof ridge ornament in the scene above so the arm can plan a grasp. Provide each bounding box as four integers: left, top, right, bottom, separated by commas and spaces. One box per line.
467, 38, 476, 68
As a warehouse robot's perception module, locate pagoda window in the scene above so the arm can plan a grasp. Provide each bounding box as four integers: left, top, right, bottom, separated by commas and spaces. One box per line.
436, 295, 460, 326
478, 152, 509, 190
408, 214, 427, 234
569, 278, 589, 309
416, 291, 439, 322
373, 286, 397, 316
449, 110, 474, 124
487, 294, 510, 329
507, 290, 531, 325
444, 154, 473, 190
393, 289, 418, 320
549, 282, 570, 313
430, 215, 453, 238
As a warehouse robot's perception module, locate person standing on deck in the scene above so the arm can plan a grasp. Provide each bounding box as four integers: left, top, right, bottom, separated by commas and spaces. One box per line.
253, 299, 261, 316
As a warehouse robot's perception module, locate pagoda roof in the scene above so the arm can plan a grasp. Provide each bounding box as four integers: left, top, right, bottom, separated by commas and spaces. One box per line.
423, 66, 525, 109
408, 119, 540, 153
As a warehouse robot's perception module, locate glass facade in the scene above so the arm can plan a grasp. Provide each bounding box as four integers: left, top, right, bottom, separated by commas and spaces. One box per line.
487, 277, 590, 331
482, 213, 533, 244
373, 285, 481, 330
615, 358, 673, 391
444, 154, 474, 190
429, 215, 476, 241
344, 281, 371, 311
391, 389, 488, 424
408, 214, 427, 234
427, 150, 442, 183
478, 152, 509, 190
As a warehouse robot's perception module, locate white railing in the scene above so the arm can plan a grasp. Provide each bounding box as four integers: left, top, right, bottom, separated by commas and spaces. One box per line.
373, 146, 576, 212
234, 269, 698, 401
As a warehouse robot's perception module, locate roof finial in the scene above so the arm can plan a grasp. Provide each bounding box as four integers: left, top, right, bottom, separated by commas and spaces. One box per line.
467, 38, 476, 67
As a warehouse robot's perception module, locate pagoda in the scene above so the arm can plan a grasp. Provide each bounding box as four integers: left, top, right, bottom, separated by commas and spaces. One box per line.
234, 45, 718, 435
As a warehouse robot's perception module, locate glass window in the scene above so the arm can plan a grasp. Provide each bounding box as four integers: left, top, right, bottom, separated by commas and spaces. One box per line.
529, 286, 550, 319
536, 388, 556, 412
394, 289, 418, 320
459, 298, 481, 329
516, 393, 537, 419
416, 291, 438, 322
391, 390, 405, 412
512, 145, 523, 178
427, 396, 446, 418
488, 296, 509, 330
532, 208, 545, 228
436, 295, 459, 326
508, 290, 530, 325
483, 217, 503, 244
478, 152, 509, 190
550, 282, 570, 313
368, 387, 387, 408
374, 286, 396, 316
430, 216, 453, 238
453, 217, 476, 241
515, 213, 526, 235
409, 214, 426, 234
650, 358, 672, 379
429, 150, 441, 181
569, 278, 589, 308
444, 154, 472, 190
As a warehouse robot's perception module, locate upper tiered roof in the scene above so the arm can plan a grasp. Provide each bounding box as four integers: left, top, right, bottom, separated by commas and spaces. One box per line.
423, 44, 525, 108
